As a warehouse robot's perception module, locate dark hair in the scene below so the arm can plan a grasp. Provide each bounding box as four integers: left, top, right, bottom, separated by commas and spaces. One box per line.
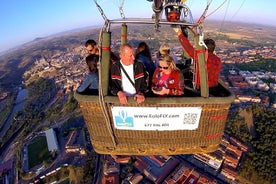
110, 51, 119, 63
86, 54, 99, 73
135, 42, 153, 63
204, 38, 216, 53
85, 39, 97, 47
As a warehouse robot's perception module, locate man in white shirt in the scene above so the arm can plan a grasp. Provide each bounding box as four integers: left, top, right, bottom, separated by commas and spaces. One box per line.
110, 44, 148, 104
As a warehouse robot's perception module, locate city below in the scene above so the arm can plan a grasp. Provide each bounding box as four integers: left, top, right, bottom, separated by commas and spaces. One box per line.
0, 22, 276, 184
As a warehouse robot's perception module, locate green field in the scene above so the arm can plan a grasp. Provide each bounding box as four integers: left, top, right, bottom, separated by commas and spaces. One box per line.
27, 135, 51, 169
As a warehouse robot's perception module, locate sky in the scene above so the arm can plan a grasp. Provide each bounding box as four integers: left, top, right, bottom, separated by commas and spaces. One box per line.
0, 0, 275, 53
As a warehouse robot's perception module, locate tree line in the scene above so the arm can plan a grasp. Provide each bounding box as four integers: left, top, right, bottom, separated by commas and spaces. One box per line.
225, 104, 276, 183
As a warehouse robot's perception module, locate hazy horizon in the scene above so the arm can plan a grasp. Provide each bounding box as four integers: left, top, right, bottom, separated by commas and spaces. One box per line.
1, 19, 276, 56
1, 0, 276, 53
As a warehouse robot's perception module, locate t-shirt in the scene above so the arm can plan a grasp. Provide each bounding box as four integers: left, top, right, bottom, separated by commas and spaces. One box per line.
206, 53, 222, 87
157, 73, 170, 88
121, 62, 136, 96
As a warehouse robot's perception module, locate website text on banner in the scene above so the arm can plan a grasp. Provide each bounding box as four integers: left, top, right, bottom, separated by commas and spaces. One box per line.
111, 106, 202, 131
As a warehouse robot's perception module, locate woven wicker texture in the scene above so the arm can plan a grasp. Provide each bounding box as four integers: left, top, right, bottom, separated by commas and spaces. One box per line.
76, 93, 233, 155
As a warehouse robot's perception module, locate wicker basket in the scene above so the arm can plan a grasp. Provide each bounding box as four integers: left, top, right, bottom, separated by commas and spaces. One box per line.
75, 22, 235, 155
74, 82, 234, 155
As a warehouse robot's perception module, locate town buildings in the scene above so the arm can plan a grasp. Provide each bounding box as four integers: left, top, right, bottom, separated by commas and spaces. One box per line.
0, 35, 275, 183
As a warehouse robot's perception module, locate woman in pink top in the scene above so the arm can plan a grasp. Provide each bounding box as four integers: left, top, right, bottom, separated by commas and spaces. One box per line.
152, 55, 184, 96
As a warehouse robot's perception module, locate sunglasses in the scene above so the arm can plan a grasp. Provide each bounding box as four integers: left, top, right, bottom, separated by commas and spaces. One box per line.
158, 65, 169, 70
87, 46, 95, 52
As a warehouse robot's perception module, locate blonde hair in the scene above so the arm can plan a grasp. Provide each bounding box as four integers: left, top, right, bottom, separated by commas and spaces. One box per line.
159, 43, 170, 55
159, 54, 179, 71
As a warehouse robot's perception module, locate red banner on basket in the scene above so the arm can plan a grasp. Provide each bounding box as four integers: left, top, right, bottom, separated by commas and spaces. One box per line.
102, 46, 110, 50
205, 133, 223, 139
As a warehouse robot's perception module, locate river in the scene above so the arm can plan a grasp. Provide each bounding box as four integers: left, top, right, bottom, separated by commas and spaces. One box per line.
0, 88, 28, 138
